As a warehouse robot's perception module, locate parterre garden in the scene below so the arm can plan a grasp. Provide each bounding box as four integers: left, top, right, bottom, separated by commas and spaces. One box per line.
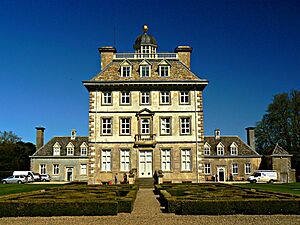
156, 183, 300, 215
0, 184, 138, 217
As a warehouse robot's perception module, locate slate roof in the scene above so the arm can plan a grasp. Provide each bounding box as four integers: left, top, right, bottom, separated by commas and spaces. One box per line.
90, 59, 206, 82
31, 136, 88, 157
270, 143, 291, 156
204, 136, 260, 157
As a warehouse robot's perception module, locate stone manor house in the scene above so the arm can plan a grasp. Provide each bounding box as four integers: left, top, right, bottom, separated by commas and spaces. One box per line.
30, 26, 295, 183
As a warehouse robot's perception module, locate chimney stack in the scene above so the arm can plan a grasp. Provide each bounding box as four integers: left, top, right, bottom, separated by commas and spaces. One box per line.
35, 127, 45, 150
175, 46, 193, 69
246, 127, 255, 150
98, 46, 117, 70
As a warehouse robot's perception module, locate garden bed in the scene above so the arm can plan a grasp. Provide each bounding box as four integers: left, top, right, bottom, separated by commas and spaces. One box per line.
156, 183, 300, 215
0, 184, 138, 217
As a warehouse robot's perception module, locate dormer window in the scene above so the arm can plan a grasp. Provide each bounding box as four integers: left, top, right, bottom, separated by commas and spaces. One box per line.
217, 142, 224, 155
121, 66, 131, 77
66, 142, 74, 156
80, 142, 88, 156
53, 142, 61, 156
139, 60, 151, 77
204, 142, 211, 156
120, 60, 132, 77
158, 60, 171, 77
141, 65, 150, 77
230, 142, 238, 156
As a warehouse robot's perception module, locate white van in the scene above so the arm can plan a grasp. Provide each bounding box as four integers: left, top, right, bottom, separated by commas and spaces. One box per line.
247, 170, 277, 183
13, 171, 35, 182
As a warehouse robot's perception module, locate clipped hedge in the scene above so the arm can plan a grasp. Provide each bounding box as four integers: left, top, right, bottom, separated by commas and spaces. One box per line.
0, 201, 117, 217
0, 184, 138, 217
157, 183, 300, 215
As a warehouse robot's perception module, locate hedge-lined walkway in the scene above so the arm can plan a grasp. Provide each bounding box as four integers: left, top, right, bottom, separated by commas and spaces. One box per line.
0, 188, 300, 225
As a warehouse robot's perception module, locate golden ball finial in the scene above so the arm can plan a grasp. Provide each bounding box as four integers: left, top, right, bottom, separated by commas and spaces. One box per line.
143, 24, 148, 33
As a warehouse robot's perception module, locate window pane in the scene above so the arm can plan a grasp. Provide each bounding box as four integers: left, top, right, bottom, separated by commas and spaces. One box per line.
102, 150, 111, 171
161, 149, 171, 171
180, 118, 190, 134
161, 118, 171, 135
120, 150, 130, 171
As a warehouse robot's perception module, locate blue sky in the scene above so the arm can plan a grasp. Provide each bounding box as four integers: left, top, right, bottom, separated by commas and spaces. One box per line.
0, 0, 299, 144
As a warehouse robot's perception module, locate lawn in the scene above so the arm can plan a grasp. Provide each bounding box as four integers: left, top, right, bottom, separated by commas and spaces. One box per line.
234, 182, 300, 195
0, 184, 65, 195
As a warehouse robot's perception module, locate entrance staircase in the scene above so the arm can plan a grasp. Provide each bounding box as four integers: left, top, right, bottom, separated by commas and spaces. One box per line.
135, 178, 154, 188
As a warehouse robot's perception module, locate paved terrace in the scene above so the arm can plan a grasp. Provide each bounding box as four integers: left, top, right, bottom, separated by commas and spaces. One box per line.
0, 188, 299, 225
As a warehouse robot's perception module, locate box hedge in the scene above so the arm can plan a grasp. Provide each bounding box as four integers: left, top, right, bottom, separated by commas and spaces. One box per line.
156, 183, 300, 215
0, 184, 138, 216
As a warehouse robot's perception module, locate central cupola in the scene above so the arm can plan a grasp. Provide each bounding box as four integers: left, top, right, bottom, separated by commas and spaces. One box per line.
133, 25, 158, 57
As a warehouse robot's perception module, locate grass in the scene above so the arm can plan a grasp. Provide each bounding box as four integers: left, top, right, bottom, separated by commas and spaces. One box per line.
234, 182, 300, 195
0, 184, 63, 195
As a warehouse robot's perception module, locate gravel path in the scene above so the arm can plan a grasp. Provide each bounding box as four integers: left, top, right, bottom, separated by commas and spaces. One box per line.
0, 188, 299, 225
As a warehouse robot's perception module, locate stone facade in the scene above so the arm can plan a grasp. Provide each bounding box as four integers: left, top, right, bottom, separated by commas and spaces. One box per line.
30, 134, 89, 182
83, 27, 208, 184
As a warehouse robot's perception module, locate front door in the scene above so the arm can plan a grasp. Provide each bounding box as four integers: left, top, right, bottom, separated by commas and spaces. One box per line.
66, 167, 73, 181
139, 150, 152, 177
217, 167, 225, 182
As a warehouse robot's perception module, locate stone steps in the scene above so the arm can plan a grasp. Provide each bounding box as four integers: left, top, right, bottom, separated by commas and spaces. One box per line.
135, 178, 154, 188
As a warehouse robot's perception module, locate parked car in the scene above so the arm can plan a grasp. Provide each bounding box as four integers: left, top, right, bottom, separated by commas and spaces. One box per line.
33, 172, 41, 181
1, 175, 28, 184
247, 170, 277, 183
13, 171, 35, 182
40, 174, 50, 182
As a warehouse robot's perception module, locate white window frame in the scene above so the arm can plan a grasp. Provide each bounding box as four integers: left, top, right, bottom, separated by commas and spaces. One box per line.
101, 150, 111, 172
245, 163, 251, 174
141, 118, 150, 134
121, 65, 131, 77
101, 118, 112, 135
140, 65, 150, 77
53, 147, 60, 156
40, 164, 46, 175
204, 147, 210, 156
204, 163, 211, 174
160, 91, 170, 104
67, 147, 74, 156
80, 164, 87, 175
120, 149, 130, 172
232, 163, 238, 175
159, 65, 170, 77
53, 164, 59, 175
161, 149, 171, 171
120, 91, 130, 105
180, 117, 191, 135
81, 147, 87, 156
102, 92, 112, 105
181, 149, 191, 171
140, 91, 150, 105
230, 143, 238, 156
217, 143, 225, 155
180, 91, 190, 104
160, 117, 171, 135
120, 118, 131, 135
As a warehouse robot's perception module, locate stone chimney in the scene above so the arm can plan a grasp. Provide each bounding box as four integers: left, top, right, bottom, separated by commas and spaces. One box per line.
246, 127, 255, 150
98, 46, 117, 70
175, 46, 193, 69
214, 129, 221, 140
35, 127, 45, 150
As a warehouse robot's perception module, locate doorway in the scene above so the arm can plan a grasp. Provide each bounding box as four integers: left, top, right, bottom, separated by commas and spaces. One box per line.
139, 150, 152, 178
217, 167, 225, 182
66, 167, 73, 181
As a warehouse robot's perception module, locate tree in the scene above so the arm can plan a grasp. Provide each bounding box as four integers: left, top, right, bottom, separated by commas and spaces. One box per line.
0, 131, 35, 179
0, 131, 21, 143
255, 90, 300, 176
